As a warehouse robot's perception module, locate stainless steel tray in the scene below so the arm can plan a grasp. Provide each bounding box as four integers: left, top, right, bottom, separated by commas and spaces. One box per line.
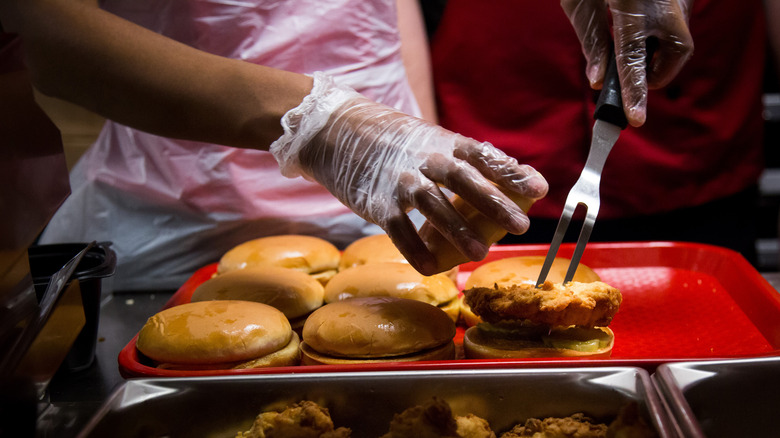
653, 357, 780, 438
78, 367, 672, 437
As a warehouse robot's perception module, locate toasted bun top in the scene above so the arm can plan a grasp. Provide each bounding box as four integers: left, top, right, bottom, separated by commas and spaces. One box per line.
339, 234, 407, 270
190, 266, 324, 319
136, 301, 292, 365
217, 235, 340, 276
302, 296, 456, 358
465, 256, 600, 289
324, 262, 458, 305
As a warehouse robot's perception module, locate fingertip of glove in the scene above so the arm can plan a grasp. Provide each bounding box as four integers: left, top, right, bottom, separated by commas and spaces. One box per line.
527, 171, 549, 199
463, 238, 490, 261
408, 256, 440, 277
505, 212, 531, 235
587, 64, 603, 89
627, 106, 646, 127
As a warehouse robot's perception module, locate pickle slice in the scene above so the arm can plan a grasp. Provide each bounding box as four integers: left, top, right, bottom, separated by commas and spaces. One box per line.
542, 337, 602, 352
476, 321, 547, 341
541, 327, 612, 352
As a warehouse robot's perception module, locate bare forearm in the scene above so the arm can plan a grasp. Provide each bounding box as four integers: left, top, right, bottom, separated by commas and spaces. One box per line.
0, 0, 312, 149
396, 0, 437, 123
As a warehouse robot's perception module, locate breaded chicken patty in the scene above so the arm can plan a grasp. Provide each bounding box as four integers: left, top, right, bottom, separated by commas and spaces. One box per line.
463, 281, 621, 328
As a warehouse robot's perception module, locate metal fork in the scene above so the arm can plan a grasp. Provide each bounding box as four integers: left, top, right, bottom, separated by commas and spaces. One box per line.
536, 52, 628, 286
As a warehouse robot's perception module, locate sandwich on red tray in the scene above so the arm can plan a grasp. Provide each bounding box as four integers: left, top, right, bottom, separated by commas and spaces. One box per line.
136, 300, 301, 370
190, 266, 325, 333
461, 257, 622, 359
324, 261, 461, 323
300, 296, 457, 365
216, 234, 341, 285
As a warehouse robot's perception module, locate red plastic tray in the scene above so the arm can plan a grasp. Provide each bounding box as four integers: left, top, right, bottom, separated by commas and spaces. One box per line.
119, 242, 780, 378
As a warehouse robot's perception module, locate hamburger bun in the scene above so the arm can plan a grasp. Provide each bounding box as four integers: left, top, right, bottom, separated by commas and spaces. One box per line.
324, 262, 460, 322
217, 235, 340, 284
463, 325, 614, 359
460, 256, 601, 327
300, 297, 456, 365
339, 234, 459, 282
419, 186, 536, 275
136, 300, 300, 369
465, 256, 601, 289
190, 266, 324, 331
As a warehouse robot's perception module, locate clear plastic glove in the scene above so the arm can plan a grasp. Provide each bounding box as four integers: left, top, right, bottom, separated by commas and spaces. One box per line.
561, 0, 694, 127
271, 73, 548, 275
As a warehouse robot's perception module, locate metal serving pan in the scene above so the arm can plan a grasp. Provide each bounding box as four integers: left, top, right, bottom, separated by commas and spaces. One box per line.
653, 357, 780, 438
79, 367, 672, 437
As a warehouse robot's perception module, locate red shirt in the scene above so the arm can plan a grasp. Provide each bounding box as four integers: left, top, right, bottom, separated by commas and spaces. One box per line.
431, 0, 766, 219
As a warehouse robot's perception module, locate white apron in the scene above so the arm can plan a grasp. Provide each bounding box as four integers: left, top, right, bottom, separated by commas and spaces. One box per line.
39, 0, 422, 291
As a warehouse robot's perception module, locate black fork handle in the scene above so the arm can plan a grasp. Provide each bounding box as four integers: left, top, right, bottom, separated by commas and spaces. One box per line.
593, 51, 628, 129
594, 36, 659, 129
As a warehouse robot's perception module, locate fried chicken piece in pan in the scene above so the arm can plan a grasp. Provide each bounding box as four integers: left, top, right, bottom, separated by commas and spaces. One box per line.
381, 397, 495, 438
498, 404, 657, 438
499, 412, 608, 438
607, 402, 657, 438
457, 414, 498, 438
236, 400, 351, 438
464, 281, 621, 328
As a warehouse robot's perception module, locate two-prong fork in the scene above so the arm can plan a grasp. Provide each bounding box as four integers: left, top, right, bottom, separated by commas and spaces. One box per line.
536, 53, 628, 287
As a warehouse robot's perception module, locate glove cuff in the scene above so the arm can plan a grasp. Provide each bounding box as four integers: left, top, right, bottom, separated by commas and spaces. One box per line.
270, 72, 362, 178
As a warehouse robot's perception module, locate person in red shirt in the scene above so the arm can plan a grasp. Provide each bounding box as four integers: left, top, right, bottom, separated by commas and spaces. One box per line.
430, 0, 767, 264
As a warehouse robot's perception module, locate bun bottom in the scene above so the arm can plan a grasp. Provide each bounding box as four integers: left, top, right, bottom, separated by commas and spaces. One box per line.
463, 326, 613, 359
311, 269, 338, 286
300, 340, 456, 366
288, 313, 313, 336
156, 332, 301, 370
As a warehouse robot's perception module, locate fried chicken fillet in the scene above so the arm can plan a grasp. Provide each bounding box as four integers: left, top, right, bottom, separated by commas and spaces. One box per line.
381, 397, 495, 438
236, 400, 351, 438
498, 403, 657, 438
464, 281, 622, 328
499, 413, 608, 438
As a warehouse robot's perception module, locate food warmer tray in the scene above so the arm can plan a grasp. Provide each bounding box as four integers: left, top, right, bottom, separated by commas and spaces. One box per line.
652, 356, 780, 438
79, 367, 671, 437
119, 241, 780, 377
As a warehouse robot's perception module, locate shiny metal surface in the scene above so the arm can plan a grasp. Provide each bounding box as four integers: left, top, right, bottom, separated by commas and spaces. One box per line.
653, 356, 780, 438
36, 291, 173, 438
77, 367, 671, 438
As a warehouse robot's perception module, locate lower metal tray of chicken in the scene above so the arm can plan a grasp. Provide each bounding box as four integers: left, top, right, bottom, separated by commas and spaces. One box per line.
78, 367, 672, 437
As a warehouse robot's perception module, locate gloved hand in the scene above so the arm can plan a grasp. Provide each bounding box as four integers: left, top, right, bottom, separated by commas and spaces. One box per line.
271, 73, 548, 275
561, 0, 694, 127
